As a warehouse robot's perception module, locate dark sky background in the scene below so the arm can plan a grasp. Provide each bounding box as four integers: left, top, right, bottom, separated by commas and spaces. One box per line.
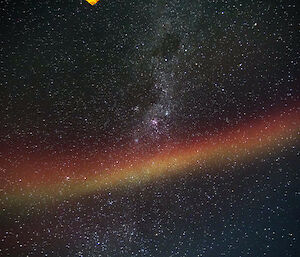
0, 0, 299, 256
1, 0, 298, 148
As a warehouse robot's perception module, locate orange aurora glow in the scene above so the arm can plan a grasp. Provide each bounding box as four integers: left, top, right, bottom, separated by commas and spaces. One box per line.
0, 105, 299, 208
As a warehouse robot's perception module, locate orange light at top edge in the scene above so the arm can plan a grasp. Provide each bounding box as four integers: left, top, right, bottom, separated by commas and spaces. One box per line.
86, 0, 99, 5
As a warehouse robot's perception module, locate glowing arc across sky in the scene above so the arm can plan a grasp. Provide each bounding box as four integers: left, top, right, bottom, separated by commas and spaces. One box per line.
1, 105, 299, 210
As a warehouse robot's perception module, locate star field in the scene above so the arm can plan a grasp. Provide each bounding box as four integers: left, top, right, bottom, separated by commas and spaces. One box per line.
0, 0, 299, 256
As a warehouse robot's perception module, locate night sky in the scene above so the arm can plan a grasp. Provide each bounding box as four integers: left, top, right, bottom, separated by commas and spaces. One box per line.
0, 0, 299, 256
